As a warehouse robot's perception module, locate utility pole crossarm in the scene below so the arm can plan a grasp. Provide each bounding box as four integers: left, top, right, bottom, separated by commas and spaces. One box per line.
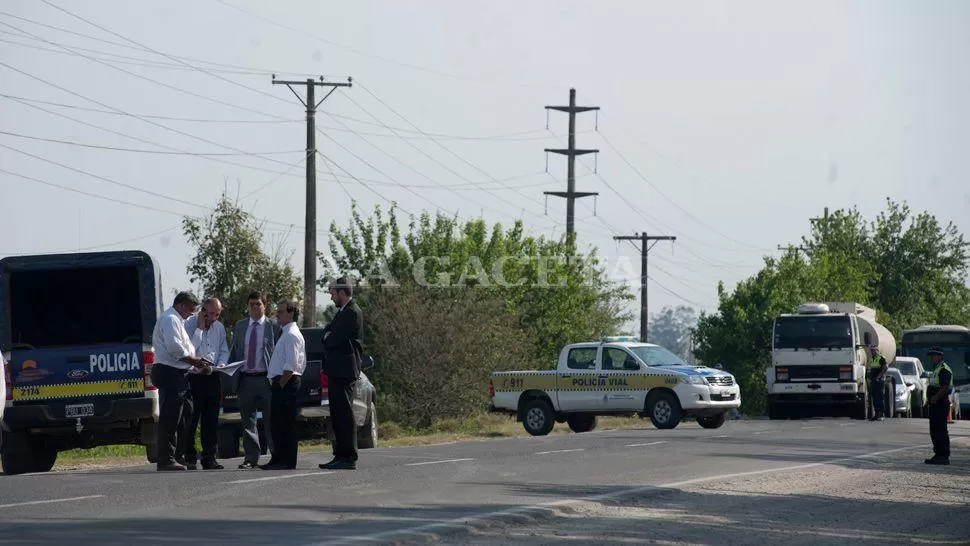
613, 233, 676, 343
543, 87, 600, 236
271, 74, 352, 327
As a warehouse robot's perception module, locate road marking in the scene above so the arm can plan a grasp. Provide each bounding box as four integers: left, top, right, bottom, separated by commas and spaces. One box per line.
801, 426, 823, 430
0, 495, 105, 509
626, 441, 667, 447
710, 435, 729, 438
404, 458, 474, 466
752, 430, 776, 435
535, 449, 584, 455
225, 471, 333, 484
312, 443, 927, 545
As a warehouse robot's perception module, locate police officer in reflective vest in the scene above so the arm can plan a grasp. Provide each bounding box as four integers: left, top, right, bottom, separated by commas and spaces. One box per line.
867, 344, 889, 421
925, 346, 952, 465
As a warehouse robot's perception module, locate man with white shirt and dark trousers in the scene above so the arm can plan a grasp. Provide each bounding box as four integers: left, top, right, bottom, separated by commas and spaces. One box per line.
151, 291, 208, 471
260, 300, 306, 470
229, 291, 280, 470
182, 297, 229, 470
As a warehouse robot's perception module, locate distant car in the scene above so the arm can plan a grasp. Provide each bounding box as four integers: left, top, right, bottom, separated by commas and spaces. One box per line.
887, 368, 915, 418
891, 356, 927, 417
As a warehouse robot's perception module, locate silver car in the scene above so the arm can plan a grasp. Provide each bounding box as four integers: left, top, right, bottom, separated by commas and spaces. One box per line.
891, 356, 927, 417
887, 368, 916, 418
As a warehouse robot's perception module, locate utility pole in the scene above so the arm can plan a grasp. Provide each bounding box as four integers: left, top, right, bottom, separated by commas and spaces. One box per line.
613, 232, 676, 342
544, 88, 599, 236
272, 75, 351, 327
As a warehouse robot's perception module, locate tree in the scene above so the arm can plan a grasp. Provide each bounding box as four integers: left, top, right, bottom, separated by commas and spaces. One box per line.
182, 192, 303, 325
322, 202, 634, 366
648, 305, 698, 361
694, 199, 970, 415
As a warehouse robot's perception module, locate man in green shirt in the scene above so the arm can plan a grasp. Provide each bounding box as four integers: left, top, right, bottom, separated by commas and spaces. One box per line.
924, 346, 952, 465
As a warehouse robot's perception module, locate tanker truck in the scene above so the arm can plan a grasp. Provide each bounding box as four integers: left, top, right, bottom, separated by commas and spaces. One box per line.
766, 302, 896, 420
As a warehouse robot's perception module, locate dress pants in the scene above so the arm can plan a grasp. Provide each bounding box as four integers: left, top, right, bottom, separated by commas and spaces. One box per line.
929, 399, 950, 459
151, 363, 192, 466
269, 375, 301, 468
238, 373, 272, 464
185, 372, 222, 464
329, 376, 358, 462
869, 378, 885, 417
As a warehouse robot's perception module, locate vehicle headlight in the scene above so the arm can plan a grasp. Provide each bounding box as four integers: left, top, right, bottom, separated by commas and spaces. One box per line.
895, 386, 907, 396
685, 375, 705, 385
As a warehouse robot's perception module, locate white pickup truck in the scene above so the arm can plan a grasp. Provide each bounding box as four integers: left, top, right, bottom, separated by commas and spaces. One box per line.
488, 337, 741, 435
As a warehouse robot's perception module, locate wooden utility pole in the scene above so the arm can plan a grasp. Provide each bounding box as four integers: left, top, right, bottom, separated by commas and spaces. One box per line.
613, 233, 676, 342
272, 75, 351, 326
544, 88, 599, 236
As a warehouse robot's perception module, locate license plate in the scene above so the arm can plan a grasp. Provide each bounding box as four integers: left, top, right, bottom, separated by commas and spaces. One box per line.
65, 403, 95, 418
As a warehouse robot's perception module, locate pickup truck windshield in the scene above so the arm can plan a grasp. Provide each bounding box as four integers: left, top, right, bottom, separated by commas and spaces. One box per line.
773, 315, 852, 350
629, 345, 688, 367
9, 266, 143, 348
894, 361, 919, 376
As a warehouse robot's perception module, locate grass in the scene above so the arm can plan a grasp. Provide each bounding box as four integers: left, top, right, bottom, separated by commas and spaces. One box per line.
52, 414, 655, 470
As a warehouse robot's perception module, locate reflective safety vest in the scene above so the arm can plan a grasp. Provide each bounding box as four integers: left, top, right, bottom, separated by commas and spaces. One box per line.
929, 362, 953, 388
868, 353, 886, 369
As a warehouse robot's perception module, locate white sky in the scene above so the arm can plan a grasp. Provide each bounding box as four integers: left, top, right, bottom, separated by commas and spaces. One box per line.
2, 0, 968, 331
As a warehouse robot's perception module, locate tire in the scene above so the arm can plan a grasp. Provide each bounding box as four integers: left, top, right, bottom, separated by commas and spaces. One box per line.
521, 399, 555, 436
146, 442, 158, 464
357, 402, 377, 449
697, 412, 727, 429
566, 414, 597, 433
217, 426, 239, 460
852, 392, 868, 420
1, 446, 56, 475
647, 391, 682, 430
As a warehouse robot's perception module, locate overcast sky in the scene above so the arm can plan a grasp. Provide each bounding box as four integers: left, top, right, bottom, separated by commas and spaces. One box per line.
2, 0, 968, 330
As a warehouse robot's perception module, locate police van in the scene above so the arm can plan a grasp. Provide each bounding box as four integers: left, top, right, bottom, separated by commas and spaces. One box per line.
488, 337, 741, 435
0, 251, 162, 475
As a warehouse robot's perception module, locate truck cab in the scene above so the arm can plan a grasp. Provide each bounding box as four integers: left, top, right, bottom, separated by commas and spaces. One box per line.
0, 251, 162, 474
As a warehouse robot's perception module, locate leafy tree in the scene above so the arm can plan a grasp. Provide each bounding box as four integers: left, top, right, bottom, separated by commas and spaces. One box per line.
321, 202, 634, 366
648, 305, 698, 361
182, 192, 303, 325
695, 199, 970, 415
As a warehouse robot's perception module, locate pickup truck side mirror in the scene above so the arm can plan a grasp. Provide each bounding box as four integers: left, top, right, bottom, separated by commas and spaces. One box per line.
360, 355, 375, 371
920, 371, 931, 379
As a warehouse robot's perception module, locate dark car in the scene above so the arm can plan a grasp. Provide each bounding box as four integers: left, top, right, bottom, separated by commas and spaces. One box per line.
215, 327, 377, 459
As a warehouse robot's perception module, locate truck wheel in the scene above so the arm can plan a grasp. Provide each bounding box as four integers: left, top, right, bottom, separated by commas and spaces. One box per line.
217, 426, 240, 460
852, 393, 868, 420
357, 402, 378, 449
1, 446, 56, 475
521, 399, 555, 436
697, 412, 726, 429
146, 442, 158, 464
566, 414, 597, 433
647, 391, 682, 429
767, 400, 784, 420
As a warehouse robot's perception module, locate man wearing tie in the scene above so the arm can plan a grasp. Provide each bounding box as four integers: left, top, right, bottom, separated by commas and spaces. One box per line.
228, 291, 279, 469
319, 277, 364, 471
261, 300, 306, 470
183, 297, 229, 470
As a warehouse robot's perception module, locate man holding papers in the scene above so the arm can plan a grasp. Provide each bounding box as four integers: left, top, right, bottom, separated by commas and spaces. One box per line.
183, 297, 229, 470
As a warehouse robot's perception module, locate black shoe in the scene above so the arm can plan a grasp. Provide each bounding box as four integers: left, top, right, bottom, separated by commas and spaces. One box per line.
259, 462, 288, 470
925, 457, 950, 465
321, 459, 357, 470
157, 461, 186, 471
238, 461, 258, 470
184, 462, 198, 470
202, 461, 224, 470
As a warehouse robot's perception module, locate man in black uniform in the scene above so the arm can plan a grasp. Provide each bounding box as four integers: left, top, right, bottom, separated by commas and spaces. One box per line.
319, 277, 363, 471
925, 346, 952, 465
867, 344, 889, 421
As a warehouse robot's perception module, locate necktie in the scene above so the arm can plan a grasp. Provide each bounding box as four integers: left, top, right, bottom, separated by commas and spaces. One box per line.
246, 322, 257, 370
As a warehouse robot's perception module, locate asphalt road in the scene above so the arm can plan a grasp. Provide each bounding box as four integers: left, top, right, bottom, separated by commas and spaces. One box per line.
1, 417, 968, 545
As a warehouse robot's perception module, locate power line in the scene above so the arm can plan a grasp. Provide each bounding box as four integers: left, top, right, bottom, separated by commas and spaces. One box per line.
0, 130, 303, 156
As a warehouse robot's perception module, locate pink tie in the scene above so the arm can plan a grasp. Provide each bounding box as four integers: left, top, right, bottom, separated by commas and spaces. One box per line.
246, 323, 257, 370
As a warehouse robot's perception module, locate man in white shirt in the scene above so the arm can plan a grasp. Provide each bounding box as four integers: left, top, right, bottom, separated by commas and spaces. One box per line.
260, 300, 306, 470
183, 297, 229, 470
151, 291, 208, 471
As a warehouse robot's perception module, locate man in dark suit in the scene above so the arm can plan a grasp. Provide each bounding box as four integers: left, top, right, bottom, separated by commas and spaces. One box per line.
319, 277, 363, 470
228, 291, 281, 469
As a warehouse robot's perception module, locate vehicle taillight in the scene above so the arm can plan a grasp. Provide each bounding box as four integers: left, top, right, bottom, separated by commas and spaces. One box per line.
3, 356, 11, 401
143, 349, 156, 391
488, 378, 495, 398
320, 370, 329, 400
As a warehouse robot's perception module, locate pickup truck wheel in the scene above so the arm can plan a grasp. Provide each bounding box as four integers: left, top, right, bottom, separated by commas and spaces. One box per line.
647, 391, 682, 429
566, 414, 597, 433
1, 445, 56, 475
697, 412, 726, 429
357, 402, 377, 449
217, 426, 240, 460
522, 399, 555, 436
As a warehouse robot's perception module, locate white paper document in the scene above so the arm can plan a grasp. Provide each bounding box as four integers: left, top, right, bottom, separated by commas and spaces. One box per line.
211, 360, 246, 376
